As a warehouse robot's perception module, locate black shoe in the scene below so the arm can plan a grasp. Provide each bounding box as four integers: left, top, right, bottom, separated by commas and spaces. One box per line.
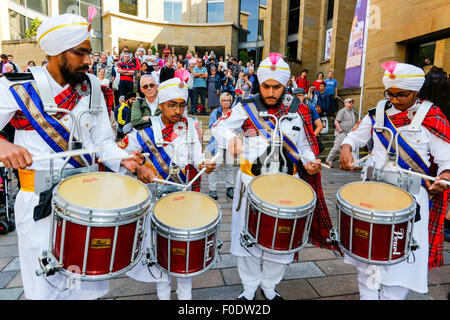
236, 291, 254, 300
226, 187, 234, 199
261, 289, 284, 301
209, 190, 218, 200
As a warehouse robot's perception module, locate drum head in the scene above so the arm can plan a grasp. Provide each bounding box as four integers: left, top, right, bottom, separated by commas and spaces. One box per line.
250, 174, 314, 208
339, 181, 413, 212
57, 172, 149, 210
153, 191, 219, 230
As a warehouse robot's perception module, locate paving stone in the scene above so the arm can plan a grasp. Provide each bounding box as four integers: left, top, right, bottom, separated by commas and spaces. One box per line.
307, 274, 359, 297
0, 270, 19, 289
0, 235, 18, 246
0, 288, 23, 300
315, 259, 357, 276
2, 257, 20, 272
212, 254, 237, 269
427, 284, 450, 300
6, 272, 22, 288
0, 245, 18, 259
277, 279, 320, 300
317, 293, 360, 300
221, 267, 241, 286
192, 284, 243, 300
103, 277, 157, 298
283, 262, 325, 280
296, 247, 340, 262
428, 265, 450, 285
0, 258, 12, 271
192, 269, 224, 289
405, 290, 433, 300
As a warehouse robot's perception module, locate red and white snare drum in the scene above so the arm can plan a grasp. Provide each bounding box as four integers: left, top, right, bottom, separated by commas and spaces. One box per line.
39, 172, 151, 281
241, 174, 316, 254
150, 191, 222, 277
336, 181, 417, 265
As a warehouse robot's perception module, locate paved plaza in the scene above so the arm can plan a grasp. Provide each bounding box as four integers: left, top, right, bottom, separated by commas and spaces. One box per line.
0, 166, 449, 300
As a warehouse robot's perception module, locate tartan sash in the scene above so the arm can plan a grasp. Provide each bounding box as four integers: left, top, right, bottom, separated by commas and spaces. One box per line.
9, 82, 91, 168
241, 102, 301, 166
136, 126, 187, 184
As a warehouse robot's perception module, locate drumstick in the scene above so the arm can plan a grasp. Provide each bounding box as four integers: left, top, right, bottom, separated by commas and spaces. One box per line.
0, 148, 100, 168
182, 152, 222, 191
98, 153, 150, 163
351, 153, 373, 167
393, 166, 450, 187
153, 178, 185, 188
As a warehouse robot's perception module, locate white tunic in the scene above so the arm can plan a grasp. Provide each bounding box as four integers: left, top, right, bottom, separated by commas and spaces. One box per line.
0, 69, 128, 300
119, 116, 205, 282
341, 101, 450, 293
211, 101, 316, 263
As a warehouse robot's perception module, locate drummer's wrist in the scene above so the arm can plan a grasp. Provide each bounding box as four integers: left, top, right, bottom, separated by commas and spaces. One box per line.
340, 144, 352, 153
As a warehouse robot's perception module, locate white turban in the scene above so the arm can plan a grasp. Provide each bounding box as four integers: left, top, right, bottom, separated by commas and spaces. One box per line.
158, 78, 188, 104
382, 61, 425, 92
37, 14, 90, 56
257, 53, 291, 86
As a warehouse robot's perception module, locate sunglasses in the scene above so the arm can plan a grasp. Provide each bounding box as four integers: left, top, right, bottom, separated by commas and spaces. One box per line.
142, 83, 156, 90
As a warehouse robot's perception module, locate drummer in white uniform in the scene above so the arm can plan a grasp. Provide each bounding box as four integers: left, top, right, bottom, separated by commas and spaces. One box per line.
0, 14, 144, 300
211, 53, 323, 300
339, 61, 450, 300
118, 77, 216, 300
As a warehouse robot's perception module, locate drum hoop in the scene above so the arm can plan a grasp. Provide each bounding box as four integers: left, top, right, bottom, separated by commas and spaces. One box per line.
52, 172, 152, 224
151, 209, 222, 238
151, 191, 221, 235
336, 181, 416, 222
340, 247, 410, 266
248, 174, 317, 216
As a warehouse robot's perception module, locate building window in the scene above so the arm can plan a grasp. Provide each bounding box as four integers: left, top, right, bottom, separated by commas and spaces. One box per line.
207, 0, 224, 23
240, 0, 266, 42
119, 0, 138, 16
287, 40, 298, 60
59, 0, 103, 52
288, 0, 300, 36
323, 0, 334, 61
164, 0, 182, 22
12, 0, 49, 15
9, 10, 31, 40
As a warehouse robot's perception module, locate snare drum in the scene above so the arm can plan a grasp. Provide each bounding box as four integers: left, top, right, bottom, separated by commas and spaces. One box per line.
241, 174, 316, 254
48, 172, 151, 281
336, 181, 417, 265
150, 191, 221, 277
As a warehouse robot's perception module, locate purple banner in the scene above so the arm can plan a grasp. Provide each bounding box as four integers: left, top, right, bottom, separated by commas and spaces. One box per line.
343, 0, 368, 89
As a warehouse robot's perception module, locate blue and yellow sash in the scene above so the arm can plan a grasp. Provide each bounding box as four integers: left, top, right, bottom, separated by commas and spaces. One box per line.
369, 112, 430, 176
137, 126, 187, 184
241, 102, 301, 166
9, 82, 91, 168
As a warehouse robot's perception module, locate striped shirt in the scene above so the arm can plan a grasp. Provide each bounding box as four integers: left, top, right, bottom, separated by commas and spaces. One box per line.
118, 62, 137, 82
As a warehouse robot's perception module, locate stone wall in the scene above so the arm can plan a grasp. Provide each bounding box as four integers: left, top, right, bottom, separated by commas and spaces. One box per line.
1, 39, 46, 71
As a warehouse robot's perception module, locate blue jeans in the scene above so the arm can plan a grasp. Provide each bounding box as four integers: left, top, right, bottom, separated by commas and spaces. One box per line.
192, 87, 206, 114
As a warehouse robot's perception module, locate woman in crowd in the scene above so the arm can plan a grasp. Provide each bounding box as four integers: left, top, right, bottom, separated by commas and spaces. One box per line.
313, 72, 325, 91
207, 66, 222, 112
98, 68, 110, 87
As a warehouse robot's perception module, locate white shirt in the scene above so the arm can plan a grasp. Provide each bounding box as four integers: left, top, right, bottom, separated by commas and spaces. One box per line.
146, 98, 159, 115
151, 70, 160, 85
0, 67, 127, 172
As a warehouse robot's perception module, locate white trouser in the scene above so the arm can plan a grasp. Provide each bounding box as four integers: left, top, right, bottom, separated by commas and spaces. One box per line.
156, 277, 192, 300
237, 256, 286, 295
357, 270, 409, 300
208, 149, 235, 191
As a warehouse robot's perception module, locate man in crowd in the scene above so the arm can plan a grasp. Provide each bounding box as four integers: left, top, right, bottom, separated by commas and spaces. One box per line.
212, 53, 335, 301
7, 55, 21, 73
192, 58, 208, 115
296, 69, 309, 92
0, 13, 144, 300
159, 57, 175, 83
131, 75, 160, 128
117, 52, 137, 97
115, 92, 136, 139
324, 98, 355, 168
339, 61, 450, 300
324, 71, 339, 115
95, 54, 116, 86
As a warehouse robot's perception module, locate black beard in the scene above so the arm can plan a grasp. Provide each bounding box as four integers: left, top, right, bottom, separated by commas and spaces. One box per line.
60, 55, 89, 87
260, 95, 284, 110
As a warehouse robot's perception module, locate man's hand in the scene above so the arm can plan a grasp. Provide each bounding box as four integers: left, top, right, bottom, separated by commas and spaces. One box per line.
339, 144, 354, 171
201, 160, 217, 174
0, 139, 33, 169
426, 172, 450, 195
142, 116, 151, 122
303, 159, 322, 175
120, 150, 145, 173
136, 165, 155, 184
228, 136, 243, 158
